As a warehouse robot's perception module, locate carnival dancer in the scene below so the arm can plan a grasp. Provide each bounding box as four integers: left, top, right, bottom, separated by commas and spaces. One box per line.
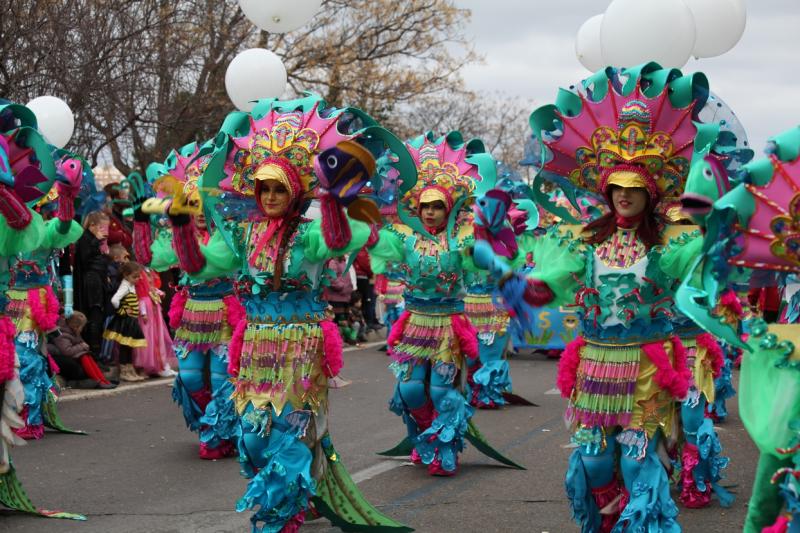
10, 155, 84, 439
674, 124, 800, 532
664, 122, 753, 509
371, 153, 405, 351
465, 173, 538, 409
371, 131, 525, 476
130, 143, 243, 460
0, 102, 85, 520
476, 64, 724, 531
375, 274, 404, 350
170, 95, 411, 532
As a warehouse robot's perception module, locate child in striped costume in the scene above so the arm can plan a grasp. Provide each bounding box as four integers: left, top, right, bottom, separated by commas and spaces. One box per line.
103, 261, 147, 382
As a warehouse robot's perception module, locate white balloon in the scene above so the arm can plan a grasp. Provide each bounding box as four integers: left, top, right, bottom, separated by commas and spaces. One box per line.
575, 15, 606, 72
601, 0, 696, 69
685, 0, 746, 58
225, 48, 288, 112
239, 0, 321, 33
25, 96, 74, 148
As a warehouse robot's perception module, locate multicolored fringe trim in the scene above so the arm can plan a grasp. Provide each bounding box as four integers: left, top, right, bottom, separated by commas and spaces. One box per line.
566, 340, 641, 428
234, 322, 325, 415
464, 293, 509, 337
6, 287, 59, 333
173, 298, 232, 351
389, 310, 478, 365
565, 337, 690, 429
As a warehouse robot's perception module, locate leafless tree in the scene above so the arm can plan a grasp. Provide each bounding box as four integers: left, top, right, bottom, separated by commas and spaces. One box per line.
0, 0, 480, 174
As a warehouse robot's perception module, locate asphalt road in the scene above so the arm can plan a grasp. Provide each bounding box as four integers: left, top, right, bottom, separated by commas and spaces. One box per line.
2, 346, 757, 532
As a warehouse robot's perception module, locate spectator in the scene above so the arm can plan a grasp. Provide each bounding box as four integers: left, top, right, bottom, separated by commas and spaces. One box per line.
133, 267, 176, 377
346, 293, 368, 345
354, 247, 380, 331
322, 256, 354, 323
103, 183, 133, 250
103, 261, 148, 382
73, 211, 113, 357
47, 312, 115, 389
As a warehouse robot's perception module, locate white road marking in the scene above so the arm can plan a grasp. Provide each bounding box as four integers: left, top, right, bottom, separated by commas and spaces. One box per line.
60, 339, 407, 485
544, 387, 560, 395
351, 459, 408, 484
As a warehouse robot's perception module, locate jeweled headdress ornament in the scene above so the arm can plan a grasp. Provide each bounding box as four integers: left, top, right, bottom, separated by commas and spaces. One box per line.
529, 63, 710, 207
399, 131, 492, 239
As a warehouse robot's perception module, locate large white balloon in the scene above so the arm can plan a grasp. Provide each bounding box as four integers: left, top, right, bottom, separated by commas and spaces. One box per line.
239, 0, 321, 33
685, 0, 746, 58
575, 15, 606, 72
225, 48, 287, 112
25, 96, 74, 148
601, 0, 696, 69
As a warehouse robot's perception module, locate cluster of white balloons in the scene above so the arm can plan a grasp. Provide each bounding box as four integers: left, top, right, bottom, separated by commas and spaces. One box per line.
26, 95, 74, 149
575, 0, 747, 72
225, 0, 321, 112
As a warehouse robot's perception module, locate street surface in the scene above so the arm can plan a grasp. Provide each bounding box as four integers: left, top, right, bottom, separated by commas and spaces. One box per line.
2, 345, 756, 532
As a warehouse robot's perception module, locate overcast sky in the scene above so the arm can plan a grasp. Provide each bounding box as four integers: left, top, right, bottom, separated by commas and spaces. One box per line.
454, 0, 799, 151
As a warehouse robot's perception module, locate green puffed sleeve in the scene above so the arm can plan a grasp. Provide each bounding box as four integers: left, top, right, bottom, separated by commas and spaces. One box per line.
150, 230, 178, 272
658, 228, 703, 281
191, 230, 240, 280
40, 218, 83, 250
302, 217, 370, 265
0, 209, 45, 256
370, 224, 408, 275
528, 227, 586, 306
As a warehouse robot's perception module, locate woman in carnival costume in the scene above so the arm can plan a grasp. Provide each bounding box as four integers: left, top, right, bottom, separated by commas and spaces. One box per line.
465, 168, 538, 409
370, 153, 405, 349
7, 136, 84, 440
476, 64, 729, 531
129, 142, 244, 460
370, 131, 525, 476
667, 121, 755, 509
0, 102, 85, 520
169, 94, 412, 532
676, 124, 800, 532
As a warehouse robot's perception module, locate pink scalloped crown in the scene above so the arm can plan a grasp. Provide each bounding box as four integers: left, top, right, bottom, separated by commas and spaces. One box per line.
404, 137, 478, 212
222, 102, 354, 199
544, 81, 697, 200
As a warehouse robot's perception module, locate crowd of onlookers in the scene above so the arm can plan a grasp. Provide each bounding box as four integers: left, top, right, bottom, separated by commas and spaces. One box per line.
49, 184, 177, 389
45, 183, 385, 392
322, 249, 384, 346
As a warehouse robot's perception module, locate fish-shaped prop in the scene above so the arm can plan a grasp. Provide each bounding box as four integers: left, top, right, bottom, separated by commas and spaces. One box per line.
314, 140, 378, 249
